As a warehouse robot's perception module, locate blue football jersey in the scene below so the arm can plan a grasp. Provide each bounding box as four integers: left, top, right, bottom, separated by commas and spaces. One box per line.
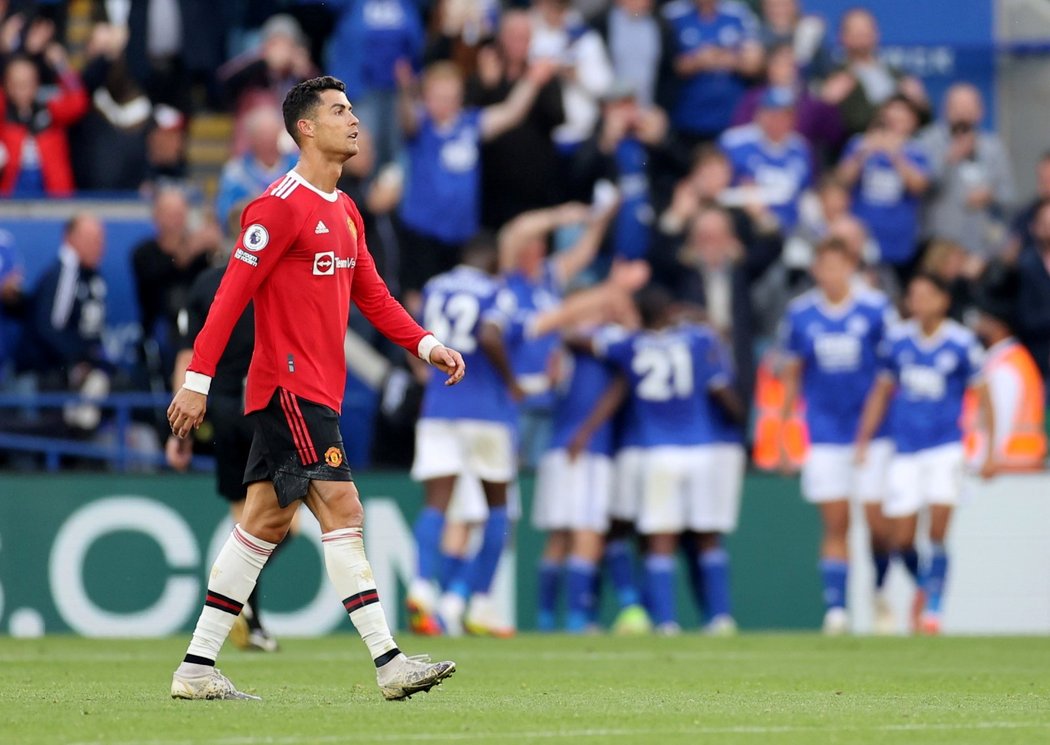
400, 108, 483, 244
720, 123, 812, 230
841, 135, 930, 266
781, 287, 896, 445
880, 319, 984, 453
419, 265, 515, 423
504, 260, 563, 409
597, 323, 732, 447
549, 350, 619, 456
662, 0, 758, 135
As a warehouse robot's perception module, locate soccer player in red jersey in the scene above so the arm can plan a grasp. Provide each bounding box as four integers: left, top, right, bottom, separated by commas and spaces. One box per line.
167, 76, 465, 701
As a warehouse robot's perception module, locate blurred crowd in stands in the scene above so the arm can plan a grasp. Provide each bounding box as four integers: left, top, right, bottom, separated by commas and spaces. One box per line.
0, 0, 1047, 468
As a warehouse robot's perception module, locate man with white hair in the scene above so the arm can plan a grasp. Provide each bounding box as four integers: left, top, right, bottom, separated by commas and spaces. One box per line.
919, 83, 1016, 259
216, 107, 297, 233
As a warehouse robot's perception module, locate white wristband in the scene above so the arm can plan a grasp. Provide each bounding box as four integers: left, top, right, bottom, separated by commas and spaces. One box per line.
182, 371, 212, 396
417, 334, 443, 365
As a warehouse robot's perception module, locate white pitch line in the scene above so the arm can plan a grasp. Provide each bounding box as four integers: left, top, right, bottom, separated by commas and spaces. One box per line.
63, 720, 1050, 745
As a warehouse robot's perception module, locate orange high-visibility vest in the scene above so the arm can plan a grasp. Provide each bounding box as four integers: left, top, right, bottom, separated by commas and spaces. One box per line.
963, 338, 1047, 472
752, 354, 809, 471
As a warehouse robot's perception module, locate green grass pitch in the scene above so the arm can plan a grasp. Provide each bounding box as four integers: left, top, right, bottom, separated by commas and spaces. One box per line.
2, 634, 1049, 744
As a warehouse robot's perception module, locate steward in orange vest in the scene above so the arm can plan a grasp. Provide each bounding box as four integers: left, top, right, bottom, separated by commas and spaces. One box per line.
966, 272, 1047, 472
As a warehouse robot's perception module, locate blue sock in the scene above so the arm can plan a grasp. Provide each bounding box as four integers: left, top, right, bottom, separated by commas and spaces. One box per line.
605, 539, 640, 609
924, 544, 949, 614
445, 553, 472, 601
644, 554, 677, 626
468, 506, 510, 595
819, 558, 848, 611
899, 548, 921, 582
439, 552, 467, 592
699, 548, 732, 620
413, 506, 445, 582
536, 559, 562, 632
873, 551, 891, 590
565, 557, 598, 633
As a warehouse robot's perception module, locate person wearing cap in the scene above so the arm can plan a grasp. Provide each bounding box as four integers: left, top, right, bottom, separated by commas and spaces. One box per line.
966, 266, 1046, 473
731, 43, 845, 171
836, 94, 930, 282
719, 84, 812, 231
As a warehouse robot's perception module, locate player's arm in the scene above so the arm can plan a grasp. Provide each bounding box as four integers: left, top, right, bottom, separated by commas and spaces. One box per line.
351, 231, 464, 385
498, 202, 590, 272
974, 380, 997, 479
854, 374, 896, 463
550, 200, 618, 287
169, 201, 298, 438
711, 382, 746, 426
568, 373, 629, 460
478, 319, 523, 400
776, 355, 803, 471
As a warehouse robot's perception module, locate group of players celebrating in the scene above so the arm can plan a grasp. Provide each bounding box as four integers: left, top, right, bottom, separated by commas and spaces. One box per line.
404, 227, 990, 639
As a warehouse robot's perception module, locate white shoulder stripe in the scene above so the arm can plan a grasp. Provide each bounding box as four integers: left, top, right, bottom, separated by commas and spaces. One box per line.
277, 182, 298, 200
271, 176, 295, 197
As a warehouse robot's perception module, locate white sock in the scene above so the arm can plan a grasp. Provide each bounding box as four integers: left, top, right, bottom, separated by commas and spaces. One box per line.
322, 527, 400, 667
179, 525, 275, 672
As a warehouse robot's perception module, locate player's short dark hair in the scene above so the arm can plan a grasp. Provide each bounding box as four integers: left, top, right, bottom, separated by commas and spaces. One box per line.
813, 236, 854, 262
634, 284, 674, 329
282, 76, 346, 145
910, 271, 952, 298
462, 231, 498, 272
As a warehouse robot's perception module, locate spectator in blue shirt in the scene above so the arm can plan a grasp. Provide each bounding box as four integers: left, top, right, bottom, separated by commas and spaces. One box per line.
837, 95, 930, 280
395, 58, 556, 294
214, 107, 297, 233
661, 0, 764, 147
325, 0, 425, 169
720, 86, 812, 231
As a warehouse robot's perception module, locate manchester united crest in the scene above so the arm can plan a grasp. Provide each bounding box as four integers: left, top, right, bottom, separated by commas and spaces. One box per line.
325, 446, 344, 468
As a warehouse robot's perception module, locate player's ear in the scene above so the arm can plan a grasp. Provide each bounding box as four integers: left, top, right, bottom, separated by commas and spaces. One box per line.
297, 117, 314, 141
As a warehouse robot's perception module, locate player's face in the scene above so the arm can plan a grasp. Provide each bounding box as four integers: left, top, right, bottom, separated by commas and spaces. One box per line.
310, 89, 360, 160
812, 250, 854, 295
906, 278, 949, 324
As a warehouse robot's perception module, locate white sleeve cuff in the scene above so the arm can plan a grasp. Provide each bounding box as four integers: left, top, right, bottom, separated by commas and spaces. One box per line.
182, 371, 212, 395
417, 334, 443, 365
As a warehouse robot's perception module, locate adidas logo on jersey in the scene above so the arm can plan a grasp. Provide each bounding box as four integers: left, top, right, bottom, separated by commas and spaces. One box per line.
314, 221, 330, 234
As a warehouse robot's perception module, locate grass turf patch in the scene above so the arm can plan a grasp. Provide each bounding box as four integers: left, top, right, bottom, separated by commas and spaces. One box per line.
1, 634, 1049, 744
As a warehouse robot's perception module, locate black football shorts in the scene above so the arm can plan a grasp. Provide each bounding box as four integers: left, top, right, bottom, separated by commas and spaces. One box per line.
243, 387, 353, 507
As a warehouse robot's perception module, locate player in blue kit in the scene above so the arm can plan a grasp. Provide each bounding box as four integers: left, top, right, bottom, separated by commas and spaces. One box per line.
778, 237, 897, 635
855, 273, 993, 635
590, 287, 744, 633
407, 236, 520, 635
532, 348, 621, 632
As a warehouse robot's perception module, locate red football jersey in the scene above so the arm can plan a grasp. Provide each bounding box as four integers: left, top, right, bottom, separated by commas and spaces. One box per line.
188, 170, 430, 413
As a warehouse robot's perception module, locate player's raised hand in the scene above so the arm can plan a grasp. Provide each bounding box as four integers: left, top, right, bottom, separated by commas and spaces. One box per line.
167, 387, 207, 439
430, 345, 466, 386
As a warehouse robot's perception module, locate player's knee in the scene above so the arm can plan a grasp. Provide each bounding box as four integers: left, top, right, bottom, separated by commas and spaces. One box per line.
330, 485, 365, 527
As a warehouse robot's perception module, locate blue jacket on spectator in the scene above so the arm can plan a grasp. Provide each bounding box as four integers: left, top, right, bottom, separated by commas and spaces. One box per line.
662, 0, 758, 138
215, 151, 298, 232
325, 0, 425, 97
